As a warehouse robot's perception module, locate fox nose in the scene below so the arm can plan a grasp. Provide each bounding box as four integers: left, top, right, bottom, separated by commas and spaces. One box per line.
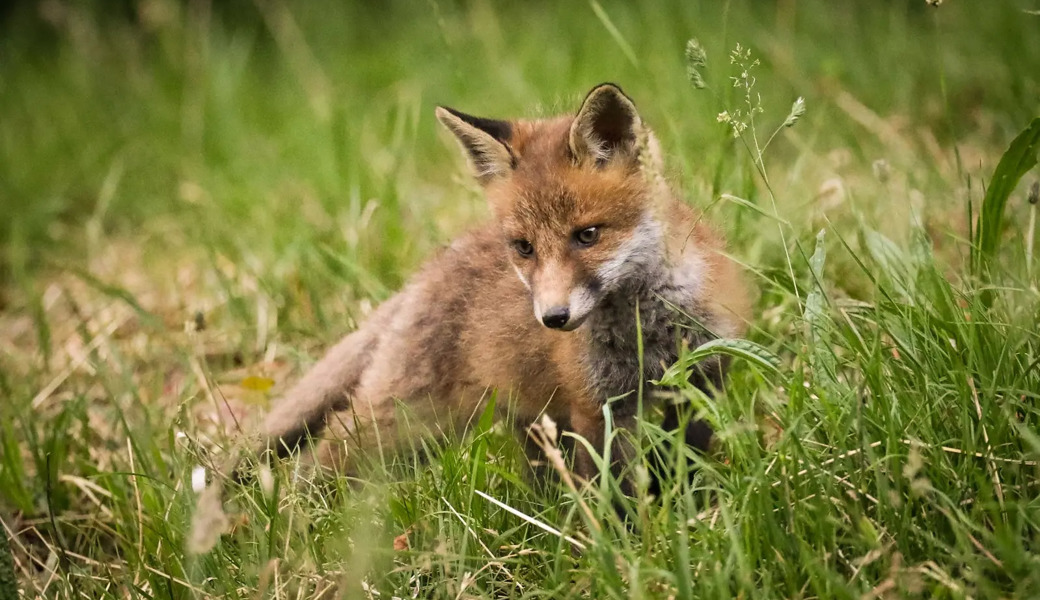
541, 307, 570, 329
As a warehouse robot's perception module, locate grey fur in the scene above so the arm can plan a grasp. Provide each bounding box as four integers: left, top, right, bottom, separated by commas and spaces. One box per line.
582, 232, 722, 419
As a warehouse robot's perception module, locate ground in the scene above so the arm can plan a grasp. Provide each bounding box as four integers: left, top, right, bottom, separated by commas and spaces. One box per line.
1, 1, 1039, 598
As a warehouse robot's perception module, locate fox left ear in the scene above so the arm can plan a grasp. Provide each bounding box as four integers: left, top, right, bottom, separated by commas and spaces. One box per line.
436, 106, 516, 185
569, 83, 642, 167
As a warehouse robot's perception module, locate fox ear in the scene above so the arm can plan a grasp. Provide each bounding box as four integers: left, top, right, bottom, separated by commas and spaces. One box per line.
569, 83, 642, 167
436, 106, 515, 184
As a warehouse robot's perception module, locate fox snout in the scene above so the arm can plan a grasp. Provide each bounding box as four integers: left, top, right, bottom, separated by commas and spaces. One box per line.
530, 264, 600, 331
533, 292, 595, 331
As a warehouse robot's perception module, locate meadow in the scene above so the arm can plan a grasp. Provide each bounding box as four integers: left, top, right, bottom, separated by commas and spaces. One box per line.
1, 1, 1039, 597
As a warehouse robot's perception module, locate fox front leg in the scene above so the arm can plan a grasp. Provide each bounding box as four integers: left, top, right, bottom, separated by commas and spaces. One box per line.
568, 401, 645, 496
567, 401, 606, 485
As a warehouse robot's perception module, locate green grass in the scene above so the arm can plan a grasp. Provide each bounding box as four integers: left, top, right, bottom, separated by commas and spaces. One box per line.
2, 0, 1040, 597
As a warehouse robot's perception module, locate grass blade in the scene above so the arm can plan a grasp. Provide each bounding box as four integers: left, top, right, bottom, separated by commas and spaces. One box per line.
655, 338, 783, 387
588, 0, 640, 68
974, 117, 1040, 275
805, 229, 839, 395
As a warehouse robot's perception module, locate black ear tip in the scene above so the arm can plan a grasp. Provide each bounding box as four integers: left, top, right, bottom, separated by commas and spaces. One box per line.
435, 106, 513, 143
582, 83, 636, 110
592, 82, 624, 94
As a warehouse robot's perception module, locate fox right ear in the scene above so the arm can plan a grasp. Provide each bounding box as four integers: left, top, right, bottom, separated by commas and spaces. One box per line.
436, 106, 515, 185
570, 83, 642, 168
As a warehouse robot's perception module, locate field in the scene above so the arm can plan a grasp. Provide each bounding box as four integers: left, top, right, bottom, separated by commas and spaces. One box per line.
2, 1, 1040, 598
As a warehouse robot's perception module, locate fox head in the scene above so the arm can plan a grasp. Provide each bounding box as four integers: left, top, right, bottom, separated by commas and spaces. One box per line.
434, 82, 661, 330
437, 83, 665, 331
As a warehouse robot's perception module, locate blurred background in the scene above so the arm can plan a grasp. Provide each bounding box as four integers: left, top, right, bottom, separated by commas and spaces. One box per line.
2, 0, 1039, 402
2, 1, 1038, 300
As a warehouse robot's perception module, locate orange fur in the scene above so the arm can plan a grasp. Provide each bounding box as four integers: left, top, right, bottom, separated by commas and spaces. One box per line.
257, 84, 749, 483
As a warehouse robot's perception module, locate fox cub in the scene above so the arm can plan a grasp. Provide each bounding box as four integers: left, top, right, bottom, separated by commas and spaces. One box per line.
258, 83, 749, 483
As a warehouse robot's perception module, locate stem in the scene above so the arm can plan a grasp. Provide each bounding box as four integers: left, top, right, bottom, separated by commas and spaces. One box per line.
1027, 204, 1036, 274
737, 134, 803, 310
760, 121, 787, 156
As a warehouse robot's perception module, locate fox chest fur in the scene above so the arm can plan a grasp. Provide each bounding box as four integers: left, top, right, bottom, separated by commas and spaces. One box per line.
581, 271, 719, 417
257, 84, 749, 480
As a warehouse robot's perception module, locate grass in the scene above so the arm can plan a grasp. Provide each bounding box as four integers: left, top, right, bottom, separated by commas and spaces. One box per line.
1, 0, 1039, 597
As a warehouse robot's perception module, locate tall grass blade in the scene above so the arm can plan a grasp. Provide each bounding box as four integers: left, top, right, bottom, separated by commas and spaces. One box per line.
805, 230, 840, 396
974, 117, 1040, 277
588, 0, 640, 68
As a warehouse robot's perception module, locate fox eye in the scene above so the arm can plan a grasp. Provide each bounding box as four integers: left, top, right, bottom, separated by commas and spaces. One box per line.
512, 239, 534, 258
574, 226, 601, 247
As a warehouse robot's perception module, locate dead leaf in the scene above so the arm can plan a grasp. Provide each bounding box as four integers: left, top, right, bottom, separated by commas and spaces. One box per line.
393, 531, 410, 551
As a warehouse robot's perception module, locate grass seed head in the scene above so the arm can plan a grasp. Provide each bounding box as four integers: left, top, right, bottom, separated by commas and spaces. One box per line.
685, 38, 708, 89
783, 97, 806, 128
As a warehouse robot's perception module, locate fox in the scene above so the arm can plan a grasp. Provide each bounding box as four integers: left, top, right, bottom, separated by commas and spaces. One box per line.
256, 83, 750, 486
